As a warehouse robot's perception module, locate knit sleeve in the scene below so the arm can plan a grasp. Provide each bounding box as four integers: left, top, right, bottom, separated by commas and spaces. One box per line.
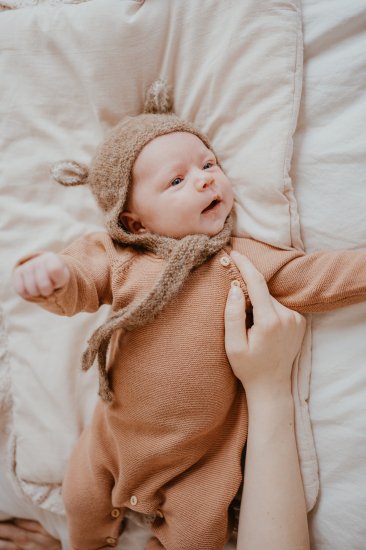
233, 238, 366, 313
22, 232, 115, 316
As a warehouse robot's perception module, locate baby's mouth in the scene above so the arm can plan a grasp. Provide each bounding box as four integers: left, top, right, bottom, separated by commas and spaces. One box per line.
202, 199, 221, 214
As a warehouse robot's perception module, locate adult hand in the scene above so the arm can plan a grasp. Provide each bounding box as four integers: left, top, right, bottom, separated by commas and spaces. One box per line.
0, 519, 61, 550
224, 251, 306, 396
225, 252, 310, 550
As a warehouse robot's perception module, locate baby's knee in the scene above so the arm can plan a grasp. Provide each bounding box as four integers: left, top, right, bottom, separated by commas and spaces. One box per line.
145, 536, 165, 550
62, 460, 123, 549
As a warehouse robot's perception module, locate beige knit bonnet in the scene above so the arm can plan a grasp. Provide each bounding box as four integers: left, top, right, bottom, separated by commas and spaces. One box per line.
52, 80, 233, 401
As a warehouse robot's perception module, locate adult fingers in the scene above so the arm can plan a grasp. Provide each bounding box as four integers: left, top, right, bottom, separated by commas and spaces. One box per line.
224, 284, 248, 354
271, 297, 306, 333
0, 541, 17, 550
230, 251, 276, 325
270, 298, 307, 355
12, 520, 61, 549
12, 519, 44, 534
0, 521, 27, 546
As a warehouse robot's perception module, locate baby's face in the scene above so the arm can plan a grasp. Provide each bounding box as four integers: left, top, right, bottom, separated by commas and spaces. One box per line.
120, 132, 234, 239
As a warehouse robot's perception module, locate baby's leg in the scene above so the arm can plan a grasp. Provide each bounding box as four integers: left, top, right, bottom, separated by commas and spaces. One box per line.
145, 537, 164, 549
62, 428, 124, 550
146, 468, 234, 550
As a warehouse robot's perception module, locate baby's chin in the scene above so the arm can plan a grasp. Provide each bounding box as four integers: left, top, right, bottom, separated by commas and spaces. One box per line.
202, 213, 232, 237
157, 214, 231, 239
164, 226, 224, 239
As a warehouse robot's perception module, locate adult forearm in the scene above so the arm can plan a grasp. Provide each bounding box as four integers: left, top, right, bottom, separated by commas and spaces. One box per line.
237, 390, 310, 550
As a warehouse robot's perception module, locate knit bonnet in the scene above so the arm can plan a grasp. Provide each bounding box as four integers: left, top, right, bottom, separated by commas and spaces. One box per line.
52, 80, 233, 401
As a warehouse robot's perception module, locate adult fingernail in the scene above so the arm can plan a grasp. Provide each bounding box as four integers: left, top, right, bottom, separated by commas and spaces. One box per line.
229, 285, 243, 301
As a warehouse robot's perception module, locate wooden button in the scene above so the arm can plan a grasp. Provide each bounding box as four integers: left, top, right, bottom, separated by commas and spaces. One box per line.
220, 256, 231, 267
106, 536, 117, 546
111, 508, 121, 518
231, 280, 240, 288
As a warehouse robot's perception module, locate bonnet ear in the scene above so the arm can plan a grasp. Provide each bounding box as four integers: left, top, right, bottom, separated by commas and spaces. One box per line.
51, 160, 89, 186
143, 79, 173, 114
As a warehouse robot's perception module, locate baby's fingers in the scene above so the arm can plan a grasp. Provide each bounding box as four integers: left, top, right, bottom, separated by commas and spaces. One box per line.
20, 265, 39, 297
12, 270, 27, 298
43, 254, 70, 289
12, 253, 69, 299
34, 263, 55, 297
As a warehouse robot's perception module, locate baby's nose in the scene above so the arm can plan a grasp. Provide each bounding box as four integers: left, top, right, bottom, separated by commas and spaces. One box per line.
194, 172, 213, 191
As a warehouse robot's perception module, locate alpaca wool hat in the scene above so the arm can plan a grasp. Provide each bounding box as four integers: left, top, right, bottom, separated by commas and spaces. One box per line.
51, 80, 232, 401
52, 80, 216, 246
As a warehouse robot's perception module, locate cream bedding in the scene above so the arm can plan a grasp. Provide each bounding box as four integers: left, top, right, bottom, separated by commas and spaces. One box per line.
1, 0, 364, 548
292, 1, 366, 548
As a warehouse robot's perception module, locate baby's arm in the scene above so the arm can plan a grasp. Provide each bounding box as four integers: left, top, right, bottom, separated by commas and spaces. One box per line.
268, 248, 366, 313
13, 233, 114, 316
235, 238, 366, 313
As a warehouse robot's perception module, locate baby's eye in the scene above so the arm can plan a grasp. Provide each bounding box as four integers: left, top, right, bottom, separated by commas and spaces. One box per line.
171, 177, 183, 187
203, 161, 215, 170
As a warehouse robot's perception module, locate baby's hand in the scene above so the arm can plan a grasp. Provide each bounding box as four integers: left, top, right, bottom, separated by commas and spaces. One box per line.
13, 252, 70, 299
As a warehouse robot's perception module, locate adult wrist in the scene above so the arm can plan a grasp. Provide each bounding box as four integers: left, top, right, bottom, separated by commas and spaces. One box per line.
245, 391, 295, 450
245, 382, 293, 409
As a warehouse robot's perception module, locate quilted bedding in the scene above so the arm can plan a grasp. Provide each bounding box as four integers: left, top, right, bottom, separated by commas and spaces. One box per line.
0, 0, 365, 548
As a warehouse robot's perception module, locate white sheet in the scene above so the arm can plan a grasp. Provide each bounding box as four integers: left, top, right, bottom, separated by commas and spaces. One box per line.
292, 1, 366, 548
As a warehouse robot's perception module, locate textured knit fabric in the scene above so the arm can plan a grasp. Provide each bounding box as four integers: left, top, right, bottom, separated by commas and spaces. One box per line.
24, 234, 366, 550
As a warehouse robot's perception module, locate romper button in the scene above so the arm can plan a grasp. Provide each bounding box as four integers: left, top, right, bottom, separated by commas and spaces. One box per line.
130, 495, 138, 506
106, 536, 117, 546
111, 508, 121, 518
231, 280, 241, 288
220, 256, 231, 267
156, 509, 164, 519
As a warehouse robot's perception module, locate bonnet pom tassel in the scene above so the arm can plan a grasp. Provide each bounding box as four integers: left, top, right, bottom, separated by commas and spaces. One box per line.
51, 160, 89, 186
143, 79, 173, 114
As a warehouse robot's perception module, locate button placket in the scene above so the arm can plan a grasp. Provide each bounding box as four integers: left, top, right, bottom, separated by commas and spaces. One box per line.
220, 255, 231, 267
130, 495, 138, 506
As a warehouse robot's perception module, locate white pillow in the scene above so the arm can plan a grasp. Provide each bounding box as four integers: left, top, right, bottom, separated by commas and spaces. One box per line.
0, 0, 305, 514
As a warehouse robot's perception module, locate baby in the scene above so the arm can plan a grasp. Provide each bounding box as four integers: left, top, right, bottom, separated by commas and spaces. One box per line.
13, 81, 366, 550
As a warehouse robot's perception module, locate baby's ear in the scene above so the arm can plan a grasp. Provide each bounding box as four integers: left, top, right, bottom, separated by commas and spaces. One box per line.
51, 160, 89, 186
119, 212, 147, 234
143, 79, 173, 114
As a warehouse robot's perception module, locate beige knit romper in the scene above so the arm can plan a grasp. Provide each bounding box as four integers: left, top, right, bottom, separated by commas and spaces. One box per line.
26, 232, 366, 550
